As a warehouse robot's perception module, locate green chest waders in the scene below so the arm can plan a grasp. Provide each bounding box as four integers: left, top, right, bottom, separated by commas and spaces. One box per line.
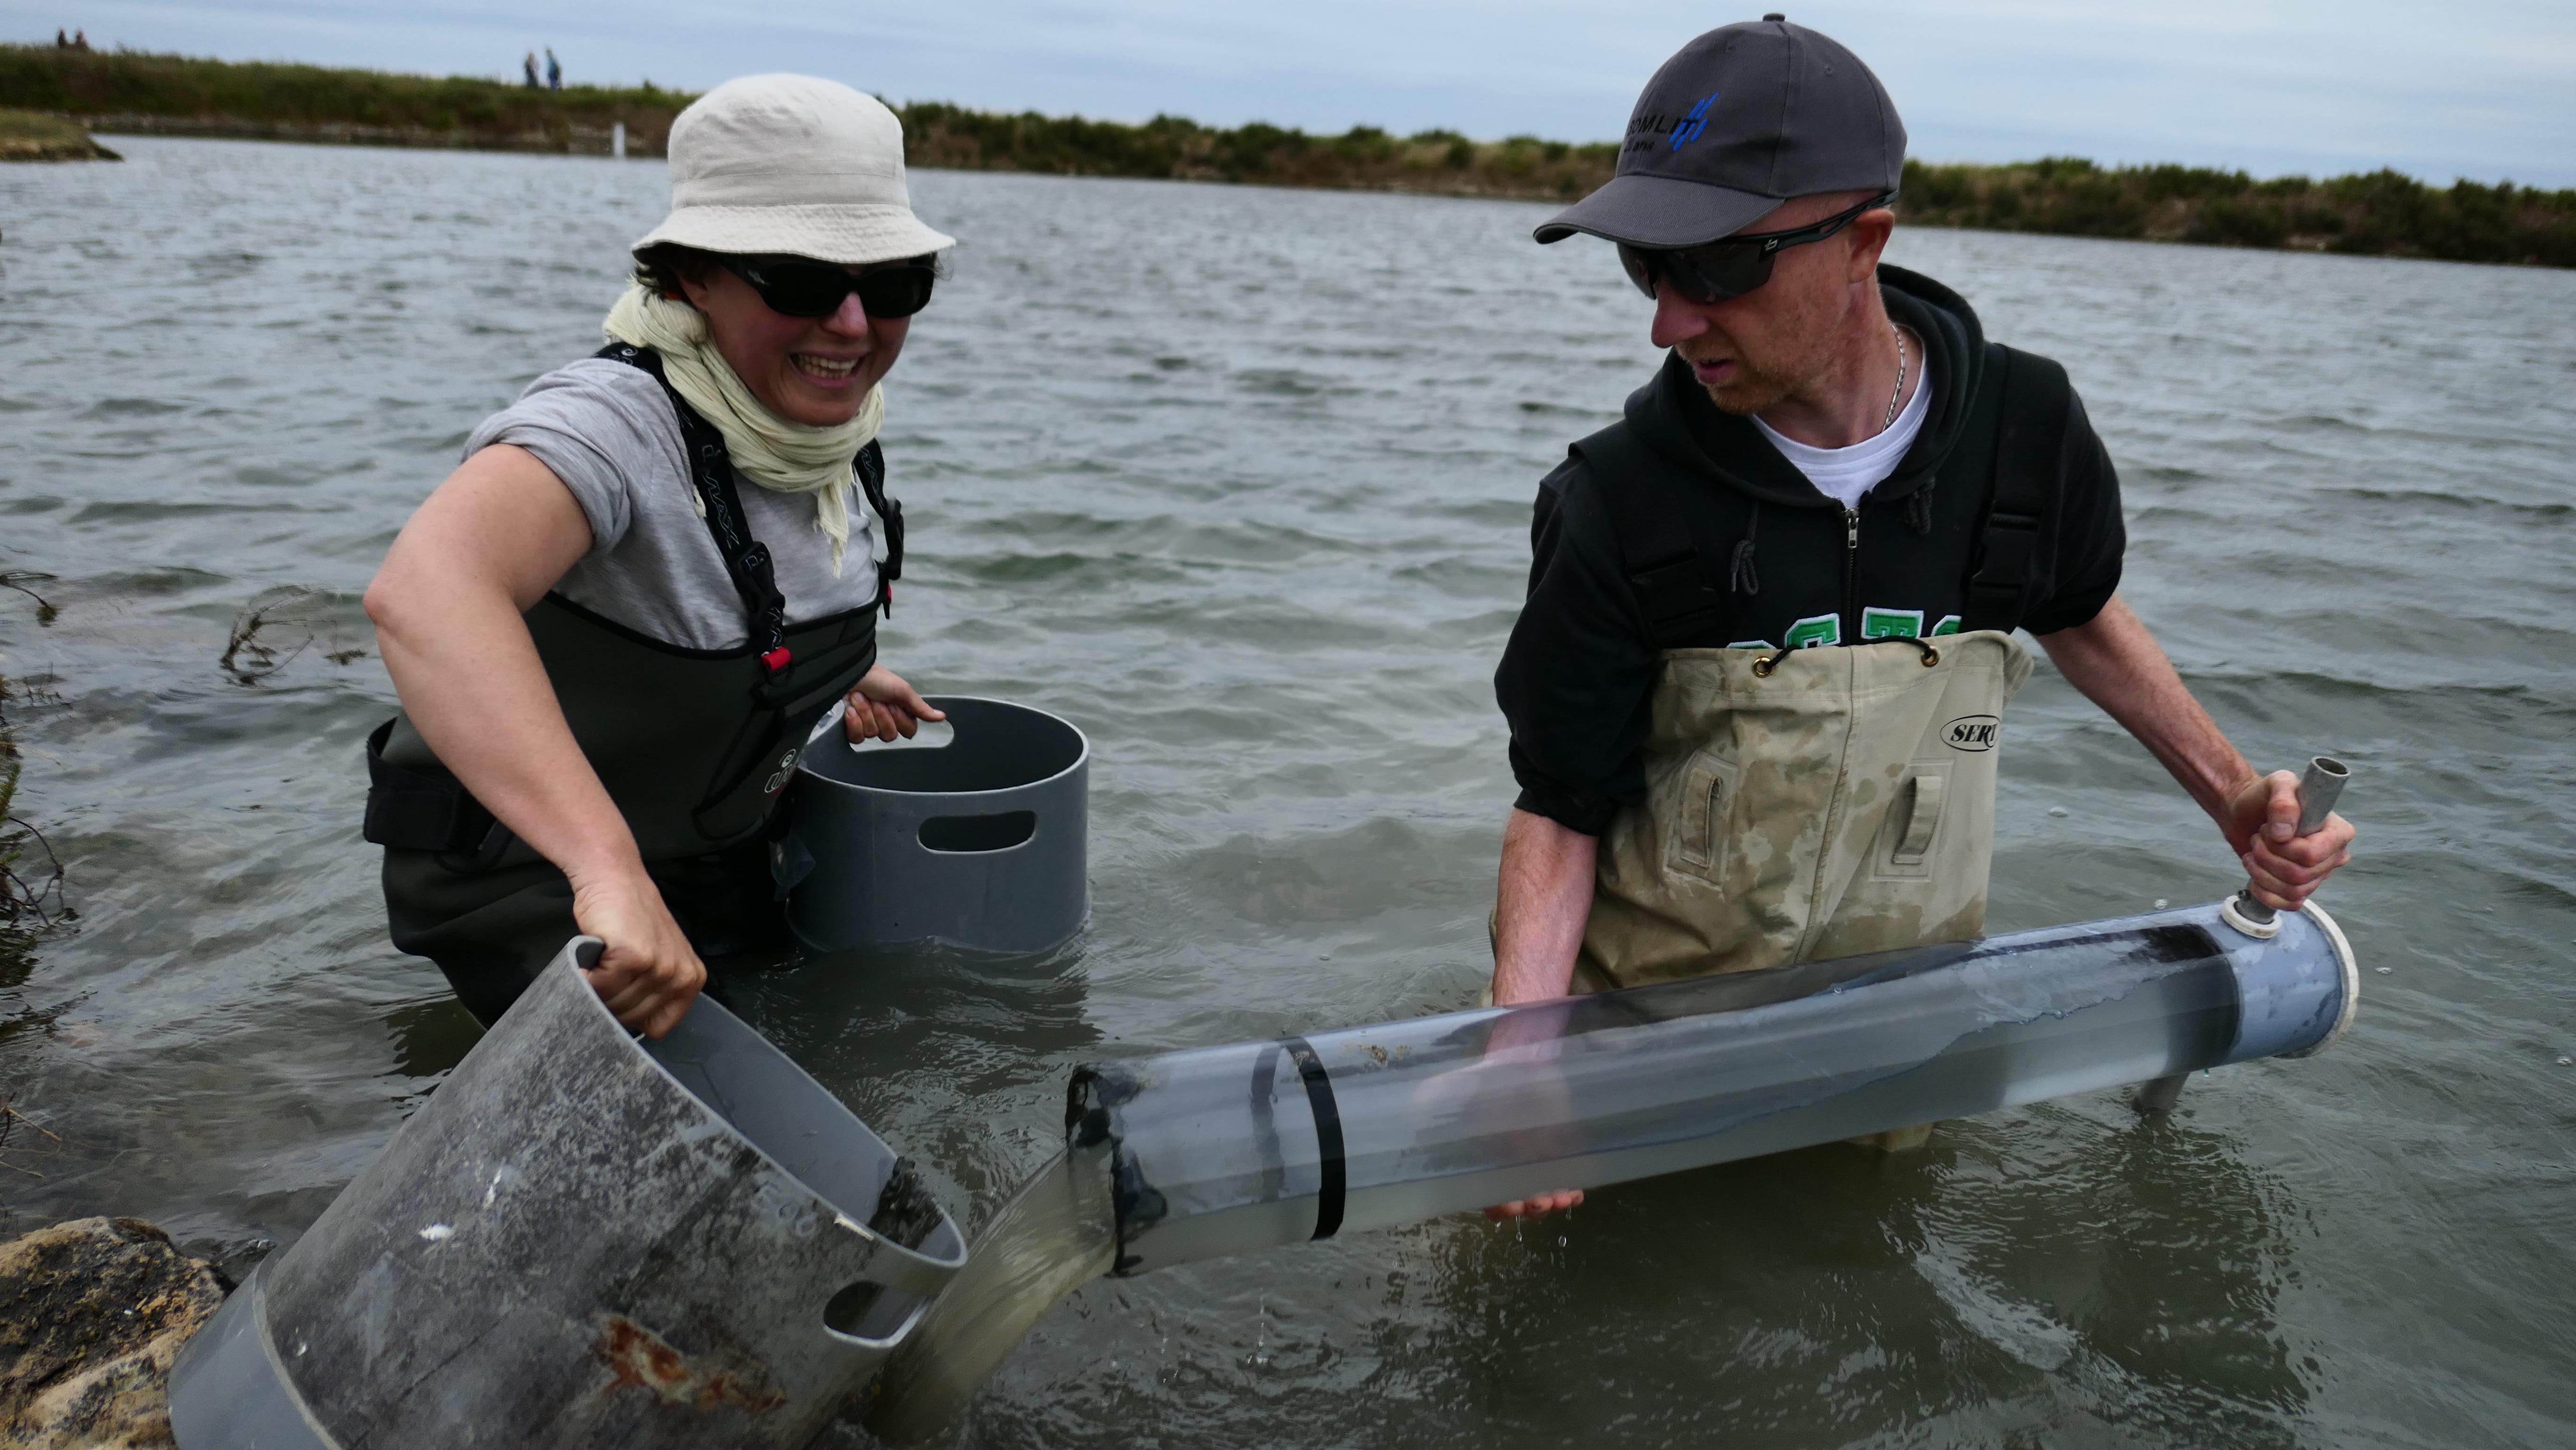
364, 345, 901, 1022
1579, 630, 2035, 992
1574, 343, 2069, 994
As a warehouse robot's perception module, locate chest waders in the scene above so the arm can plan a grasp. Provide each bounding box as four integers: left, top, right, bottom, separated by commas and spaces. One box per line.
362, 345, 902, 1023
1575, 343, 2069, 998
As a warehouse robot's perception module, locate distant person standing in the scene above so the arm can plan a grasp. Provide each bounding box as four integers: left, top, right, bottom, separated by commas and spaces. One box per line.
71, 29, 89, 49
523, 50, 540, 89
55, 27, 67, 47
546, 48, 562, 91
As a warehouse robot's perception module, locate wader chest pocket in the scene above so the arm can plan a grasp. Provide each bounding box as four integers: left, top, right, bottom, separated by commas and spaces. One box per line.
1870, 768, 1947, 881
1665, 753, 1742, 886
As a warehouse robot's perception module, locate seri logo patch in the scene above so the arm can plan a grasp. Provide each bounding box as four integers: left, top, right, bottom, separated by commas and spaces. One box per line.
1931, 615, 1962, 636
1942, 714, 2001, 752
1669, 93, 1718, 149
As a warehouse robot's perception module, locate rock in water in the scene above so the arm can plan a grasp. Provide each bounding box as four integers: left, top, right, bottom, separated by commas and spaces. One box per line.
0, 1217, 227, 1449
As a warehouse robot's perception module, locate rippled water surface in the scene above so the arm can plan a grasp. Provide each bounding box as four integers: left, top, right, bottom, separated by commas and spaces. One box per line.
2, 138, 2572, 1447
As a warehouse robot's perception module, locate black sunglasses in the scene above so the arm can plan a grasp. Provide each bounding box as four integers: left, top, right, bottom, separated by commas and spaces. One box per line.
722, 256, 937, 319
1618, 192, 1894, 305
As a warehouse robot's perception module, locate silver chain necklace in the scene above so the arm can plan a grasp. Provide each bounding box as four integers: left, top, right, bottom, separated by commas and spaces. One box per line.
1883, 321, 1909, 431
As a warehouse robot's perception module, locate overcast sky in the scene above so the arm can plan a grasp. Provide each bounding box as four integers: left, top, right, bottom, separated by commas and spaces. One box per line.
16, 0, 2574, 185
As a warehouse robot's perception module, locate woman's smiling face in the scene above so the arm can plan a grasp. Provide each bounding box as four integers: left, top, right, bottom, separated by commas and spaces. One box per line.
677, 259, 910, 427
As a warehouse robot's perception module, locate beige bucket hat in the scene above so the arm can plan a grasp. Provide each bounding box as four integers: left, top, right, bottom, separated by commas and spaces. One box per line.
632, 73, 956, 265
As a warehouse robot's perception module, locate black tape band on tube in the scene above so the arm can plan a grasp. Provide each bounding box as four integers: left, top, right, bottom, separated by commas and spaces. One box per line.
1281, 1036, 1346, 1240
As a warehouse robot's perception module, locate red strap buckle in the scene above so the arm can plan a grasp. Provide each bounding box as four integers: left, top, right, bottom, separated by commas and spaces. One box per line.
759, 646, 793, 673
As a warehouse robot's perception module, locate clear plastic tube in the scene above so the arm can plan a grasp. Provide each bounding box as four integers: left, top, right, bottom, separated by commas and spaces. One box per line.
1069, 900, 2358, 1276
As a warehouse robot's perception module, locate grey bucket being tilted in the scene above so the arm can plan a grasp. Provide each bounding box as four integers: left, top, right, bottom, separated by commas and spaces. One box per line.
169, 938, 967, 1450
787, 695, 1089, 955
1069, 899, 2360, 1276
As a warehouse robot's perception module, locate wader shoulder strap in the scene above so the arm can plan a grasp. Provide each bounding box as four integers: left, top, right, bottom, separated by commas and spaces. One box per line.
598, 346, 906, 622
1570, 422, 1741, 650
854, 438, 903, 616
1961, 343, 2074, 634
596, 343, 797, 671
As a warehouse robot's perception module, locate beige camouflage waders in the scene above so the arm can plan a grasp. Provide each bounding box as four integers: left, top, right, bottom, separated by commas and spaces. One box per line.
1579, 630, 2033, 1142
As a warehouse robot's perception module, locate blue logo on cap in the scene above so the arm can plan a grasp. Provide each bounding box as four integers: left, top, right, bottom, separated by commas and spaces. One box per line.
1670, 93, 1718, 149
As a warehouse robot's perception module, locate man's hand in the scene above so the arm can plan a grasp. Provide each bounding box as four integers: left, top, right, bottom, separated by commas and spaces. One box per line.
844, 666, 946, 743
570, 866, 706, 1039
2223, 770, 2356, 911
1487, 1189, 1584, 1222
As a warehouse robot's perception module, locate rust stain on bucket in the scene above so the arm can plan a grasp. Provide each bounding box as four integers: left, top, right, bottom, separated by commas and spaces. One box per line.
593, 1314, 788, 1415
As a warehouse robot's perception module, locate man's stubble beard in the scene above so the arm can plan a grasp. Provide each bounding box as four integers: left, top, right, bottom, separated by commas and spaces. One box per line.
1675, 279, 1850, 418
1681, 343, 1802, 417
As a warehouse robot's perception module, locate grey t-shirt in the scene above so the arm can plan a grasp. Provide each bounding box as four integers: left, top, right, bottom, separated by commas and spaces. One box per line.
463, 357, 881, 650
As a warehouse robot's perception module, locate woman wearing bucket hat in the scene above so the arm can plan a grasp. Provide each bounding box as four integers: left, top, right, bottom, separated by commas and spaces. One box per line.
361, 74, 954, 1036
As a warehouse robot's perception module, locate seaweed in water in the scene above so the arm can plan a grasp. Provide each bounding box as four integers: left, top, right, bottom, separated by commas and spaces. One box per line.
0, 1093, 64, 1182
219, 584, 369, 680
219, 585, 322, 681
1, 672, 73, 944
0, 571, 59, 625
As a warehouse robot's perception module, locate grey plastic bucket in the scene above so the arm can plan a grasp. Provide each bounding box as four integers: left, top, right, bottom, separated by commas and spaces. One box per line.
169, 937, 966, 1450
787, 695, 1089, 955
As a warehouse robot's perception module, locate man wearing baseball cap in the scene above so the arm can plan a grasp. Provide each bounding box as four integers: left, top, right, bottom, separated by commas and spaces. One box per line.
1487, 17, 2355, 1211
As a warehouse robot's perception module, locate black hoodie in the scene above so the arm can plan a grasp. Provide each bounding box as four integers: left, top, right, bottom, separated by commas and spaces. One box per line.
1495, 265, 2125, 836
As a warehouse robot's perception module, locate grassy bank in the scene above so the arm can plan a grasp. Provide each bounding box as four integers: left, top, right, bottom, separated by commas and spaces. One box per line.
0, 106, 115, 160
6, 43, 2570, 266
899, 102, 1615, 201
1, 42, 679, 154
1900, 157, 2575, 269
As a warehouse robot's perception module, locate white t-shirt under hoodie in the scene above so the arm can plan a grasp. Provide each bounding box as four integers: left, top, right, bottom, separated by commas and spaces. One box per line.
1752, 342, 1932, 510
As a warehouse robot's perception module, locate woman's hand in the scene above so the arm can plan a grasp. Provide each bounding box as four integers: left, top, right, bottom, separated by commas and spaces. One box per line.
844, 666, 946, 743
569, 864, 706, 1039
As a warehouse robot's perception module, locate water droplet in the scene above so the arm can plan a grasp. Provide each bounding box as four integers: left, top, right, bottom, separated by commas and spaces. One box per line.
2048, 806, 2069, 817
2375, 967, 2392, 974
2559, 1057, 2572, 1066
2153, 898, 2168, 909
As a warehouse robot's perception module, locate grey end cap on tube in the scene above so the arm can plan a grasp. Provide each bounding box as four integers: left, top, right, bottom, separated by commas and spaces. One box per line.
2278, 899, 2360, 1059
168, 1265, 340, 1450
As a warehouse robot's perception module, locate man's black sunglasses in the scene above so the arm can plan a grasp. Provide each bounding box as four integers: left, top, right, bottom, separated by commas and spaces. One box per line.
1618, 192, 1894, 306
722, 256, 937, 319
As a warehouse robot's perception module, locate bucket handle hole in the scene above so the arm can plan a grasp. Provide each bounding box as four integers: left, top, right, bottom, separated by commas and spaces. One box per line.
918, 811, 1037, 853
847, 718, 956, 754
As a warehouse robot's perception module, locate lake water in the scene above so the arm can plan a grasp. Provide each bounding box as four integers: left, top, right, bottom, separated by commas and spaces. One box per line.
2, 137, 2572, 1447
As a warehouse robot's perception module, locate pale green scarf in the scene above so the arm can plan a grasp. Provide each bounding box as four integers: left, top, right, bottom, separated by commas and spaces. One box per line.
603, 284, 886, 575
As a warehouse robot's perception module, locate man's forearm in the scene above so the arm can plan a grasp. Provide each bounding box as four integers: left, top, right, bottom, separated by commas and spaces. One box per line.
1492, 807, 1599, 1005
2036, 595, 2254, 822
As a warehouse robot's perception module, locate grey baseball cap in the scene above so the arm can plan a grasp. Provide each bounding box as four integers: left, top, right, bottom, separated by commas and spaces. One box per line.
1536, 15, 1905, 248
